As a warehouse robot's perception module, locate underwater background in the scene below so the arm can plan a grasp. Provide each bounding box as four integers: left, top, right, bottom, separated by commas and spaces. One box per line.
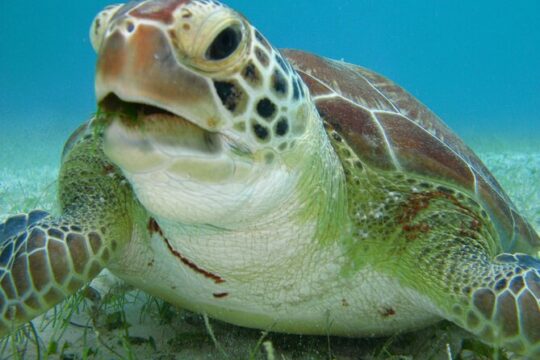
1, 0, 539, 153
0, 0, 539, 358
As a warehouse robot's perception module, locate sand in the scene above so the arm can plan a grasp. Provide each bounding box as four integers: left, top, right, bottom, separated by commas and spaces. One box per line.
0, 126, 538, 359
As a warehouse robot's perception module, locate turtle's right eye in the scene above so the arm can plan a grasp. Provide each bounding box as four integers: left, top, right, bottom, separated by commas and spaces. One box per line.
90, 4, 124, 52
181, 13, 248, 73
205, 25, 243, 61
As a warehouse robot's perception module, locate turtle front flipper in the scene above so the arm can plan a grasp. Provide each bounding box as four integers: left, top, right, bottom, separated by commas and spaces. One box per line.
396, 195, 540, 357
455, 253, 540, 356
408, 248, 540, 356
0, 126, 135, 337
0, 211, 111, 335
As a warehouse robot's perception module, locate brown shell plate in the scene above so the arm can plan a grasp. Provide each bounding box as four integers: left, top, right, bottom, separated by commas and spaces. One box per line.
284, 49, 539, 253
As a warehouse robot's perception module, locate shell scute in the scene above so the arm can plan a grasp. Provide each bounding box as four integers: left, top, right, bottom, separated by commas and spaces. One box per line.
288, 50, 396, 112
375, 111, 476, 191
317, 99, 394, 171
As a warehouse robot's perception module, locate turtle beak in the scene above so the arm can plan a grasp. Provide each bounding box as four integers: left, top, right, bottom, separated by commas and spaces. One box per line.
94, 18, 225, 133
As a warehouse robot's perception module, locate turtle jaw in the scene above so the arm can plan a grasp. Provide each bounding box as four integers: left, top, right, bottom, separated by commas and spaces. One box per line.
99, 93, 240, 177
98, 93, 208, 134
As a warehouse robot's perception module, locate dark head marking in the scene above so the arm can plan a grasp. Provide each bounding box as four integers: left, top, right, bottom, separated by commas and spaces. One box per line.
272, 69, 288, 97
256, 98, 277, 120
242, 61, 261, 86
253, 123, 269, 141
275, 117, 289, 136
275, 54, 290, 74
255, 48, 269, 67
214, 81, 245, 113
94, 18, 102, 36
255, 30, 271, 50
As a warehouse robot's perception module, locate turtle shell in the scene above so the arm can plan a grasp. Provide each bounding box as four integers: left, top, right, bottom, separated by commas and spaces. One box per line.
284, 49, 539, 254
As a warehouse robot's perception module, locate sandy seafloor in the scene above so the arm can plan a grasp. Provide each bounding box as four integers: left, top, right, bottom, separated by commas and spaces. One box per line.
0, 123, 539, 360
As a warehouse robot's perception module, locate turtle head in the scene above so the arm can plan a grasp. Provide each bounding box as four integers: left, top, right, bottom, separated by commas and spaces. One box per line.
91, 0, 323, 226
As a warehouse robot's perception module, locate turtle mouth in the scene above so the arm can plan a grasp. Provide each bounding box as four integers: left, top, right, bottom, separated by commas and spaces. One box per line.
99, 93, 194, 128
99, 93, 223, 156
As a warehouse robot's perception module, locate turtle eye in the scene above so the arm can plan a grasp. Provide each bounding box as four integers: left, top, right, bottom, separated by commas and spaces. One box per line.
206, 25, 243, 61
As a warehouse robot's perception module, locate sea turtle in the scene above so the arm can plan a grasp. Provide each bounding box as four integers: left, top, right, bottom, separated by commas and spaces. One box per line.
1, 0, 539, 356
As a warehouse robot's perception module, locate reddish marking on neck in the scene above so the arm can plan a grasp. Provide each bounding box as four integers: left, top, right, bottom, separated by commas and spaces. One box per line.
379, 307, 396, 318
148, 218, 164, 236
213, 292, 229, 298
398, 190, 483, 241
148, 218, 225, 284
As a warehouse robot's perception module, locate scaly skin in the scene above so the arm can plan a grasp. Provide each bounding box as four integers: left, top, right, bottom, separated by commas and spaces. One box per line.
329, 125, 540, 356
0, 128, 134, 336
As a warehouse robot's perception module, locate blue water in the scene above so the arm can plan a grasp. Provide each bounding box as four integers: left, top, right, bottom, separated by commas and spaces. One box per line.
0, 0, 539, 144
